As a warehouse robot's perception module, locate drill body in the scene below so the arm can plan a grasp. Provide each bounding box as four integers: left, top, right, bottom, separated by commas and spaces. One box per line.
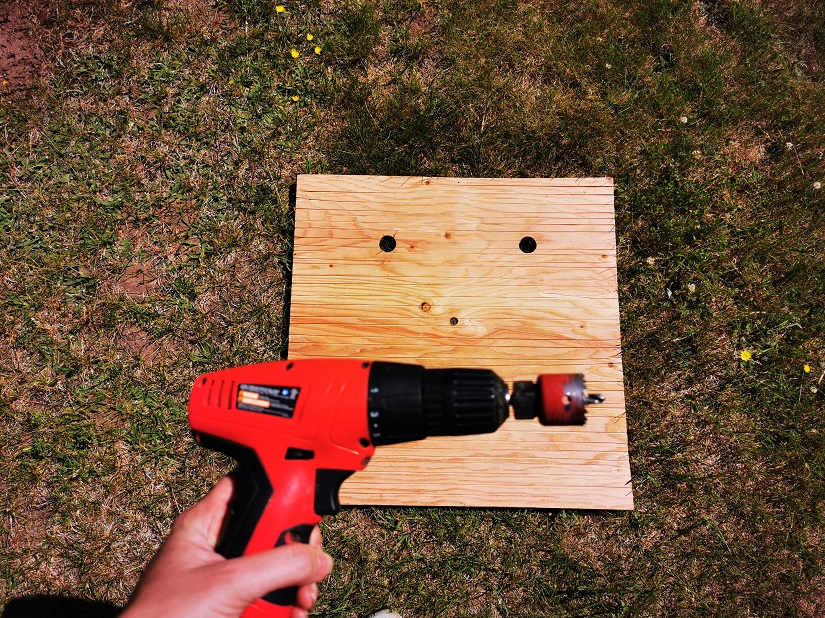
188, 358, 600, 617
189, 360, 375, 612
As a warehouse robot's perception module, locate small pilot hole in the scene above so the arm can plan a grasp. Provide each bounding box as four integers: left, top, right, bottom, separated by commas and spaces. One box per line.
449, 317, 459, 325
519, 236, 537, 253
379, 235, 397, 252
359, 438, 370, 448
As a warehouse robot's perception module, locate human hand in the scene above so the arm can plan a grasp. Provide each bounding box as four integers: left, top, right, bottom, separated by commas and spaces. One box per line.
121, 475, 333, 618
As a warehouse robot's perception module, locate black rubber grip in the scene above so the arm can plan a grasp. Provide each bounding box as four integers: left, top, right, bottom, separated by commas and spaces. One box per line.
194, 433, 274, 558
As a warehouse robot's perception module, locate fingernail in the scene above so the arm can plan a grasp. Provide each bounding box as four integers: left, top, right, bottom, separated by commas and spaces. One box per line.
322, 552, 333, 571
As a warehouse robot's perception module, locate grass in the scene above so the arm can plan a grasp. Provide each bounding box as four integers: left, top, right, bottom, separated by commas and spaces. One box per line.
1, 0, 824, 616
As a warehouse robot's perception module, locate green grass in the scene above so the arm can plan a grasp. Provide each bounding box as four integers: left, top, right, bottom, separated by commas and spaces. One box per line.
1, 0, 824, 616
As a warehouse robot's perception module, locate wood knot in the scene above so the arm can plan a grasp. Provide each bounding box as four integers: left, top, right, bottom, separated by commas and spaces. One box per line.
420, 302, 431, 312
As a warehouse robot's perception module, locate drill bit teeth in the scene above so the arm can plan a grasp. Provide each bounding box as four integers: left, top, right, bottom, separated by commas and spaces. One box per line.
510, 374, 604, 426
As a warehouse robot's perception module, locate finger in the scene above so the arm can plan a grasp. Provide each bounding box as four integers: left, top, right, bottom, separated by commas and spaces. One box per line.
221, 544, 333, 610
203, 475, 236, 547
172, 475, 235, 545
294, 582, 319, 612
309, 525, 322, 549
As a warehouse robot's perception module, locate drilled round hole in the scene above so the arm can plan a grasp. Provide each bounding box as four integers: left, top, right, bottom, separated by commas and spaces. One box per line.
449, 317, 458, 325
519, 236, 537, 253
379, 235, 397, 252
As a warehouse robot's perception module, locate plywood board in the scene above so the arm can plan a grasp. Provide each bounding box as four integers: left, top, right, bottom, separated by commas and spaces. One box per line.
288, 175, 633, 510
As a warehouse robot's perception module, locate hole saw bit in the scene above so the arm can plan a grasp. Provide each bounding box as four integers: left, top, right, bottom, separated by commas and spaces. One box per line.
510, 373, 604, 426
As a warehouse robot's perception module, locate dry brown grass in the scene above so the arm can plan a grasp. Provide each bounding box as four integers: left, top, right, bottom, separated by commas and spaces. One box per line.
2, 1, 824, 616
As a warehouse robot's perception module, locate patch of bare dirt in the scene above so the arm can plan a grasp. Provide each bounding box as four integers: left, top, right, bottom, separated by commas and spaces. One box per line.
0, 0, 51, 97
119, 324, 161, 365
1, 0, 236, 101
408, 7, 438, 38
112, 262, 159, 297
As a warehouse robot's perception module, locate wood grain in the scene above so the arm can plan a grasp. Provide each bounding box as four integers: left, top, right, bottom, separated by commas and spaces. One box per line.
288, 175, 633, 509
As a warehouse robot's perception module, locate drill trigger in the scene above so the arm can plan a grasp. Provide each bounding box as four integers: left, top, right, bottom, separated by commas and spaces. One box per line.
263, 524, 316, 607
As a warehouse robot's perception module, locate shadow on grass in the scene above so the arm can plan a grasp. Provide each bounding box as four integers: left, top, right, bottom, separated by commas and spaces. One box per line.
276, 181, 298, 359
2, 595, 121, 618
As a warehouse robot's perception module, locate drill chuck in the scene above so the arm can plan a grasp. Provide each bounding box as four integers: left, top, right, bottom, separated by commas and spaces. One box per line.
422, 368, 510, 435
367, 362, 509, 445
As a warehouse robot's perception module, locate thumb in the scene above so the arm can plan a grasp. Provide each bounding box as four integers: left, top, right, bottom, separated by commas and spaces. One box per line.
220, 543, 333, 610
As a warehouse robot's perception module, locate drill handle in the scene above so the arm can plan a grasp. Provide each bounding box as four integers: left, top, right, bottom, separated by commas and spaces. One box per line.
197, 434, 322, 618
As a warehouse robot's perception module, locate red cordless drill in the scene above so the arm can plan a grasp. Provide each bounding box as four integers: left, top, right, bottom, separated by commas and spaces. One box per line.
188, 359, 603, 617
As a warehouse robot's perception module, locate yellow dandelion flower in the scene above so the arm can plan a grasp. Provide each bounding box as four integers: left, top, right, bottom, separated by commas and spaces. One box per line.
314, 46, 322, 54
228, 79, 235, 85
276, 5, 285, 12
307, 33, 314, 41
291, 49, 300, 58
804, 363, 811, 373
1, 80, 7, 87
740, 350, 752, 362
292, 95, 300, 101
